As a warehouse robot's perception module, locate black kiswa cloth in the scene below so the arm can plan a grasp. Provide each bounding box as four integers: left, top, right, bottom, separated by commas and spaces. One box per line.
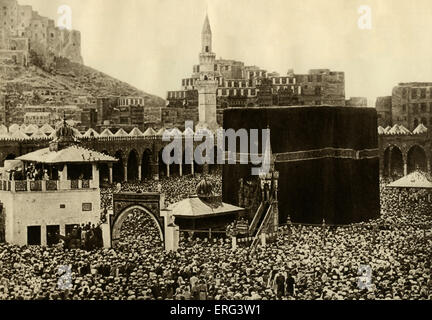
222, 106, 380, 225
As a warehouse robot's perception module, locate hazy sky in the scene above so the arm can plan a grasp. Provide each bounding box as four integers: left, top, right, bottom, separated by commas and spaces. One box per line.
19, 0, 432, 105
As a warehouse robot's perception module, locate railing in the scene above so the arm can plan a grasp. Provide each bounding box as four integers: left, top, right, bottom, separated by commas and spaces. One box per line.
251, 203, 274, 250
14, 180, 27, 192
0, 179, 95, 192
30, 180, 42, 191
46, 180, 58, 191
82, 179, 90, 189
0, 180, 12, 191
71, 180, 79, 189
248, 202, 265, 234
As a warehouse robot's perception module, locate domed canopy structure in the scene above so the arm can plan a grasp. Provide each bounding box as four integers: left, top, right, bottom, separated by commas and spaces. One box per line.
196, 177, 214, 198
168, 176, 244, 230
49, 118, 80, 151
168, 175, 244, 231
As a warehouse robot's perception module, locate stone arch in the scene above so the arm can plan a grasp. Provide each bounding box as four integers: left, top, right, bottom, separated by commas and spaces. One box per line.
407, 145, 427, 173
127, 149, 139, 181
141, 149, 152, 180
111, 205, 164, 248
390, 146, 403, 177
113, 150, 125, 182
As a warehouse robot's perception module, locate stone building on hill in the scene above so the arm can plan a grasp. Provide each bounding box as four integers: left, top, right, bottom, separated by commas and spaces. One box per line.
0, 0, 83, 66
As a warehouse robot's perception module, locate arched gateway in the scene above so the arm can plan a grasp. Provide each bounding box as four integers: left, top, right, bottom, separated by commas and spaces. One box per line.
111, 205, 164, 247
110, 192, 178, 250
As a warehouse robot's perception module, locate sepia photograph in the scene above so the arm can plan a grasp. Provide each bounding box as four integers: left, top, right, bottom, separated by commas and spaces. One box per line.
0, 0, 431, 308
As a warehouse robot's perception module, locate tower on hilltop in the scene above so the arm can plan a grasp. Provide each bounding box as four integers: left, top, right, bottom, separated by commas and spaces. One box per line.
196, 14, 219, 132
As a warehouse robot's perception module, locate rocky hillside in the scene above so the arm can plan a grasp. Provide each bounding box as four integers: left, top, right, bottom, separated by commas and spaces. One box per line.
0, 55, 165, 108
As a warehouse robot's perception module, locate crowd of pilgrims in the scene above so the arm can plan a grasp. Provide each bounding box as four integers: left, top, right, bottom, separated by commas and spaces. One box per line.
5, 163, 50, 181
58, 223, 104, 251
0, 173, 431, 300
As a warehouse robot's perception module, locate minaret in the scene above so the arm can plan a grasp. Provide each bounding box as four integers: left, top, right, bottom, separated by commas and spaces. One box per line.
196, 14, 219, 132
202, 14, 212, 54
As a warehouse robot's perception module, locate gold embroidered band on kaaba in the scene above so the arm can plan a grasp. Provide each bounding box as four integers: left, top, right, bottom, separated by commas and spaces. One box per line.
223, 148, 379, 163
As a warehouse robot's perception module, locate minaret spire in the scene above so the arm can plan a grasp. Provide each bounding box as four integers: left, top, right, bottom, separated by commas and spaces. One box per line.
196, 12, 219, 132
201, 14, 212, 53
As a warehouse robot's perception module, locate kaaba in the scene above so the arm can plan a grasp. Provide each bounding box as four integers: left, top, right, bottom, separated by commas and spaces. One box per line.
222, 106, 380, 225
